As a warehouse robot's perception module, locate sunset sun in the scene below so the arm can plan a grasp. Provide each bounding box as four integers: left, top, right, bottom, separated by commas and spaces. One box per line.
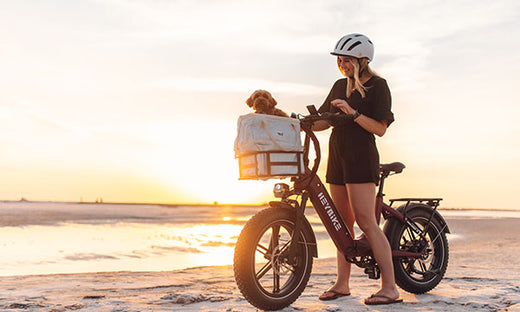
150, 119, 275, 204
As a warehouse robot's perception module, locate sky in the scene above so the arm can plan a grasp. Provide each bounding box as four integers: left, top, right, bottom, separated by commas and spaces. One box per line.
1, 0, 519, 209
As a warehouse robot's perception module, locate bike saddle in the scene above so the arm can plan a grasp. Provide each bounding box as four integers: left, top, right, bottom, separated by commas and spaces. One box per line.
380, 162, 405, 174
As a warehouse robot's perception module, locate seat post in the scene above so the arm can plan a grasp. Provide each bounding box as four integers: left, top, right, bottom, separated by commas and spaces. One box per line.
375, 172, 388, 225
377, 172, 388, 198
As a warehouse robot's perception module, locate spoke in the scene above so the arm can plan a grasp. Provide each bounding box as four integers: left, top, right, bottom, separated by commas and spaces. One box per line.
429, 224, 447, 245
254, 223, 299, 294
256, 243, 269, 256
419, 260, 428, 273
256, 261, 272, 280
280, 262, 296, 274
407, 262, 414, 274
278, 239, 292, 254
402, 260, 412, 273
256, 225, 281, 283
400, 226, 414, 249
406, 225, 418, 241
411, 266, 426, 276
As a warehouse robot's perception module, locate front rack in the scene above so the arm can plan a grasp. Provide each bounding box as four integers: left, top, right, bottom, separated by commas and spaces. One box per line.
238, 151, 305, 180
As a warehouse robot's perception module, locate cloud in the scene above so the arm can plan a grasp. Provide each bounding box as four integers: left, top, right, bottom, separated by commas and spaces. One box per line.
200, 241, 236, 247
151, 245, 203, 254
157, 77, 328, 95
64, 253, 119, 261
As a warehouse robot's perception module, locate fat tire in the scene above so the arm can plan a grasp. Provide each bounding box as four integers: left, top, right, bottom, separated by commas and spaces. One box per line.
385, 205, 449, 294
233, 207, 313, 310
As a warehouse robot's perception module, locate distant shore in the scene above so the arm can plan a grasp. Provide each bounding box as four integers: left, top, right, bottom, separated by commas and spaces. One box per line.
0, 198, 268, 208
2, 198, 519, 212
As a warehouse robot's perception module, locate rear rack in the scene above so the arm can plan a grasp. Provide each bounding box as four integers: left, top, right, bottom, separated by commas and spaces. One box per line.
389, 198, 442, 209
388, 198, 445, 239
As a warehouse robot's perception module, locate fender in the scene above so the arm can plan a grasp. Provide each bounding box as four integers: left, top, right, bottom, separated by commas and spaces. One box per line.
269, 201, 318, 257
394, 202, 451, 234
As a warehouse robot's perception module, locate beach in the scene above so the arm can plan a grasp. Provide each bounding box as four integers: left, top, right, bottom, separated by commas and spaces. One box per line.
0, 203, 519, 311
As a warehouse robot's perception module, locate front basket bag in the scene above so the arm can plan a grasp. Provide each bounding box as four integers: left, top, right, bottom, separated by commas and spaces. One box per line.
234, 113, 304, 180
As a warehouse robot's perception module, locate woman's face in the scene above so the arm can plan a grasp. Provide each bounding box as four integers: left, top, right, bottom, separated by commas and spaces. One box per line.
337, 56, 356, 77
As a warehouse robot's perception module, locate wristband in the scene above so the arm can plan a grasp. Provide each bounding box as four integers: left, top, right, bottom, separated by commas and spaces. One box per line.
352, 110, 361, 121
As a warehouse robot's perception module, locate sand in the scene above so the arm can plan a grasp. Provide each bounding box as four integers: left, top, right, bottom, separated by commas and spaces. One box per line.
1, 216, 519, 311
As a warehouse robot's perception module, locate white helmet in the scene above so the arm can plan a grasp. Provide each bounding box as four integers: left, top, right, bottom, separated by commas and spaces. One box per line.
331, 33, 374, 62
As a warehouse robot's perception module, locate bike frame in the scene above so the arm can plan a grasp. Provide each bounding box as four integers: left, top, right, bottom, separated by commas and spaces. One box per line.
288, 121, 444, 263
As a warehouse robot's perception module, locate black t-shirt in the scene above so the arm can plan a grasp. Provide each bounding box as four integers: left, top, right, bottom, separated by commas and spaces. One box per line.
318, 76, 394, 184
319, 76, 394, 130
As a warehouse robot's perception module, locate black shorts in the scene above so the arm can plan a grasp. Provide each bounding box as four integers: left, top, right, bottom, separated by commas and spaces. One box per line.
325, 131, 380, 185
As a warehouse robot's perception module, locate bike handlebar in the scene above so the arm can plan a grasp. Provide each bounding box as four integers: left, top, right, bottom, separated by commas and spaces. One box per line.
301, 112, 356, 129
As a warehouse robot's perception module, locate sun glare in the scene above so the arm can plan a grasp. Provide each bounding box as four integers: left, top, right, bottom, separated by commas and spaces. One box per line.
150, 119, 274, 204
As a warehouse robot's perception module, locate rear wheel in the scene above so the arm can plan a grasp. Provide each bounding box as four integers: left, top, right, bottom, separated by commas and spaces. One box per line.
233, 207, 314, 310
385, 206, 449, 293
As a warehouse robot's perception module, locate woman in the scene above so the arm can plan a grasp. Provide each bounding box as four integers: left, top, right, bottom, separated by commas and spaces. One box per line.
313, 33, 402, 305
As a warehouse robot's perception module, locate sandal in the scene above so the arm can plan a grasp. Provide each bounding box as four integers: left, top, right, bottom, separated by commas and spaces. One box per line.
364, 293, 403, 305
318, 290, 351, 301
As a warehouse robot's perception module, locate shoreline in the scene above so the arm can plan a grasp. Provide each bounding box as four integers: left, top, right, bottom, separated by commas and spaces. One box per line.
2, 199, 519, 211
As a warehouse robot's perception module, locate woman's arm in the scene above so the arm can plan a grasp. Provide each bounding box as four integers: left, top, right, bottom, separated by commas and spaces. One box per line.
331, 99, 388, 137
352, 114, 388, 137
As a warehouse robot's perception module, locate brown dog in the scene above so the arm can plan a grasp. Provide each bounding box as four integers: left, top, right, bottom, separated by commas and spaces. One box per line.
245, 90, 289, 117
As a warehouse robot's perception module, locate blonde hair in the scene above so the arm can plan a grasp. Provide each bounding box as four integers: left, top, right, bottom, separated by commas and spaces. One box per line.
337, 57, 378, 98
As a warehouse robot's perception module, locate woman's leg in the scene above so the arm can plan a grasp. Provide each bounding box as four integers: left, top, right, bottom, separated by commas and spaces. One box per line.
346, 183, 400, 302
319, 184, 355, 299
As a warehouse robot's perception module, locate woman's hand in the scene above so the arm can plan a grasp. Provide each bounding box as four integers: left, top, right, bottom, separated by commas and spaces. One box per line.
331, 99, 388, 137
331, 99, 356, 115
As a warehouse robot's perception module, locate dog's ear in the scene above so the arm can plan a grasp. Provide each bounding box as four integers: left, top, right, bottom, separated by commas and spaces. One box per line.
246, 90, 261, 108
245, 96, 254, 107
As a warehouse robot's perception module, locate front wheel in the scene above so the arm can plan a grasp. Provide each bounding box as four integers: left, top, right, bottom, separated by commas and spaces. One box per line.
385, 205, 449, 294
233, 207, 314, 310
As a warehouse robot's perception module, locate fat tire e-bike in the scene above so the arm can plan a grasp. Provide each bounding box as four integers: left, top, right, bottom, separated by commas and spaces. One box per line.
233, 107, 450, 310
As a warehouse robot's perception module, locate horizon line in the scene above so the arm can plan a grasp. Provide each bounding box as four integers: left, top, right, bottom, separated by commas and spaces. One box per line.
1, 199, 519, 212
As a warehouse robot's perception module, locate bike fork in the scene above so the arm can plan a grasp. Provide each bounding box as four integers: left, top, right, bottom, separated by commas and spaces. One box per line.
286, 194, 309, 262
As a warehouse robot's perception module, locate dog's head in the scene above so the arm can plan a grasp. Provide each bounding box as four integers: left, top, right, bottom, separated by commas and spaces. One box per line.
245, 90, 277, 114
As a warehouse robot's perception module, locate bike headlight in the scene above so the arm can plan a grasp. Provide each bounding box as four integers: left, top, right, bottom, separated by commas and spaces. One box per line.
273, 183, 290, 198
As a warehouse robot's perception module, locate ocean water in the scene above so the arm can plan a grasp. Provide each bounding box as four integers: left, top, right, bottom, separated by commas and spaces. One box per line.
0, 201, 518, 277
